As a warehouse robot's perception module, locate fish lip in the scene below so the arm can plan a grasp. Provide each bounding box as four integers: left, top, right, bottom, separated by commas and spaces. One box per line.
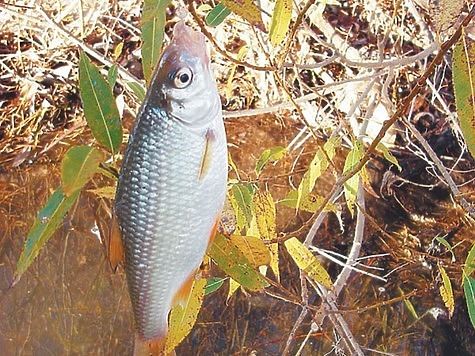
167, 21, 209, 67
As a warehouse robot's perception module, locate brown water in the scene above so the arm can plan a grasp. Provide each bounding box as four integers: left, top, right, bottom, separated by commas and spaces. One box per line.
1, 115, 475, 355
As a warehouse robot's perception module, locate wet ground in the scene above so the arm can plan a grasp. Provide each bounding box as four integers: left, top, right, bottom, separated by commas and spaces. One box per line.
1, 114, 475, 355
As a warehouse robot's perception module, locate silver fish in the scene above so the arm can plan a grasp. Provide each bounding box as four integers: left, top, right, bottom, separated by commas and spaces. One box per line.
114, 21, 227, 351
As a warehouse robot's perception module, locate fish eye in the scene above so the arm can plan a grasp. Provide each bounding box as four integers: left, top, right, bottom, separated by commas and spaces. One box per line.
173, 67, 193, 89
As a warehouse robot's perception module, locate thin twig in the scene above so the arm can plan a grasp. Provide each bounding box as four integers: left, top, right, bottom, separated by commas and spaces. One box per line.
402, 116, 475, 218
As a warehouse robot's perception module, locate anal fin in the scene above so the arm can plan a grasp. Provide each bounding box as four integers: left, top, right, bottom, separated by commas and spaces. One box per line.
172, 272, 196, 308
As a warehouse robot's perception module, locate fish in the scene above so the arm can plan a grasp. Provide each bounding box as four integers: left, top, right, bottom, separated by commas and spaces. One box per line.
114, 20, 228, 354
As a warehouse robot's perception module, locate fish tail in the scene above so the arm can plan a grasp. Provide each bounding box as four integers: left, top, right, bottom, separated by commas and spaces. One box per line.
133, 333, 167, 356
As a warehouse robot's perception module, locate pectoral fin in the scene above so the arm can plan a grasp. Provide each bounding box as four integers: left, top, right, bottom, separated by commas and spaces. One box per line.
198, 129, 215, 181
109, 213, 125, 271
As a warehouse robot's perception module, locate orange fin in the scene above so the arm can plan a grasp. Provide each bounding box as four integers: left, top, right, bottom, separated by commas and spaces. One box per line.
109, 212, 125, 272
198, 129, 215, 181
172, 272, 196, 307
133, 334, 167, 356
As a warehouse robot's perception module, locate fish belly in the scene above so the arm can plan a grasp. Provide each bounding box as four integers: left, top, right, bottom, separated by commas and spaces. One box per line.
115, 108, 227, 341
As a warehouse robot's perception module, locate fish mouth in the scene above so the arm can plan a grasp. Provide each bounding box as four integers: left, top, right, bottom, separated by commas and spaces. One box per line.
167, 21, 210, 67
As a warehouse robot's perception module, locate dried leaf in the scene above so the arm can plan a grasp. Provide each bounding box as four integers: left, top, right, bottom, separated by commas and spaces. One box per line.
221, 0, 264, 30
230, 235, 271, 268
165, 278, 206, 353
226, 45, 248, 100
255, 146, 286, 176
453, 36, 475, 158
79, 52, 123, 154
343, 140, 364, 217
208, 234, 269, 291
284, 237, 332, 289
269, 0, 292, 46
433, 0, 464, 34
13, 188, 80, 285
438, 264, 455, 317
205, 3, 232, 27
61, 146, 104, 196
141, 0, 171, 83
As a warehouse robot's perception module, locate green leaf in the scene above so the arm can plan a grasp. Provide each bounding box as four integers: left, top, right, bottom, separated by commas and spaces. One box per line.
399, 287, 419, 319
205, 3, 232, 27
127, 81, 146, 102
343, 140, 364, 217
284, 237, 333, 289
204, 277, 225, 296
376, 143, 401, 171
61, 146, 105, 196
208, 233, 269, 291
453, 36, 475, 158
280, 190, 337, 213
13, 188, 80, 284
438, 264, 455, 317
230, 235, 271, 268
165, 278, 206, 353
107, 64, 118, 89
463, 276, 475, 329
228, 183, 254, 233
463, 242, 475, 283
435, 235, 455, 262
141, 0, 171, 83
221, 0, 264, 30
79, 52, 122, 154
296, 137, 339, 209
255, 146, 286, 176
269, 0, 292, 46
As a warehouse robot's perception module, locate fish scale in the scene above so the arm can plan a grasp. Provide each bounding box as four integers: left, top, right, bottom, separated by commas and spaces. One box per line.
116, 104, 227, 341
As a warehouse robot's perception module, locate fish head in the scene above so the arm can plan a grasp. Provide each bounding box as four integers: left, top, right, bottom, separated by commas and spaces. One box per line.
149, 21, 221, 128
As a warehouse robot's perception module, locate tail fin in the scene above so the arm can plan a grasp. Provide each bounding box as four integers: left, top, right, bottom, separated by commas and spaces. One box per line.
133, 334, 166, 356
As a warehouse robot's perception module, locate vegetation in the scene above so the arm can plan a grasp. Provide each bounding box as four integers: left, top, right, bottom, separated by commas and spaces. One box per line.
1, 0, 475, 354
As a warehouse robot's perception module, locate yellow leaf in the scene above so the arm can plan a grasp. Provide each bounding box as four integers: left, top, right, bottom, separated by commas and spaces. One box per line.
113, 41, 124, 60
230, 235, 271, 268
165, 278, 207, 353
439, 264, 455, 318
226, 45, 248, 100
269, 242, 280, 282
376, 143, 401, 171
221, 0, 264, 30
343, 140, 364, 217
284, 237, 332, 289
280, 190, 337, 213
227, 278, 240, 302
252, 190, 280, 281
269, 0, 293, 46
87, 185, 117, 199
296, 136, 339, 209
